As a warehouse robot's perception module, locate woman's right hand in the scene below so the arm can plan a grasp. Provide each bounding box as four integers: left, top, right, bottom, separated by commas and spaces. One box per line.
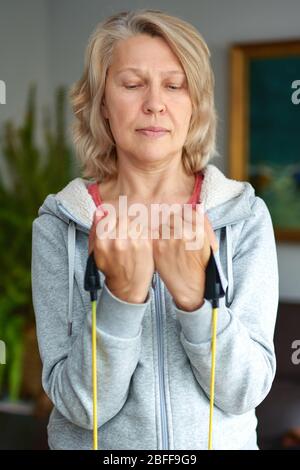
89, 207, 154, 303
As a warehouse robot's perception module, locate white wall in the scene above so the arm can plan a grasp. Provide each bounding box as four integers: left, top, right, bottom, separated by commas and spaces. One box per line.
0, 0, 299, 301
0, 0, 49, 136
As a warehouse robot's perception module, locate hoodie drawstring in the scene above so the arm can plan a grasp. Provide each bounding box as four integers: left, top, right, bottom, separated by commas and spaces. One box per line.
225, 225, 233, 308
68, 220, 76, 336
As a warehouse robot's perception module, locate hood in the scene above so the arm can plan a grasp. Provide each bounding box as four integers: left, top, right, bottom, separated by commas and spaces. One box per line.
38, 163, 255, 234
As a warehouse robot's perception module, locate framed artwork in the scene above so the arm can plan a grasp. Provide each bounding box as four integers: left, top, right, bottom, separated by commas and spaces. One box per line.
229, 39, 300, 242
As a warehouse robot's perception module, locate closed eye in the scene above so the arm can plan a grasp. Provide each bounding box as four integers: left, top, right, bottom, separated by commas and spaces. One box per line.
124, 84, 182, 90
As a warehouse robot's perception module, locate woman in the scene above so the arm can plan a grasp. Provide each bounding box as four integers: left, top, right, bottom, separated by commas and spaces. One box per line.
31, 9, 279, 450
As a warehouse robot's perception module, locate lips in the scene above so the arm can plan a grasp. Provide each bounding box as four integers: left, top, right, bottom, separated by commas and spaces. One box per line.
136, 129, 169, 138
137, 127, 169, 132
136, 127, 170, 138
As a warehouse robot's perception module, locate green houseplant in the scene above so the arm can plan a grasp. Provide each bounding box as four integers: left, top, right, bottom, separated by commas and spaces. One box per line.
0, 83, 78, 403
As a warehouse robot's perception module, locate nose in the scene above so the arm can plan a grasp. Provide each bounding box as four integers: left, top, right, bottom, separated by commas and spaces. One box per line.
142, 85, 166, 115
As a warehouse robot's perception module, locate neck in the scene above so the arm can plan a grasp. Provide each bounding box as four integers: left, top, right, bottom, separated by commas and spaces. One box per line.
108, 157, 195, 204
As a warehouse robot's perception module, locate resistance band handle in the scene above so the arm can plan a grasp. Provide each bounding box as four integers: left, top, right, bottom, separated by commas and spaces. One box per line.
84, 251, 102, 301
204, 247, 225, 308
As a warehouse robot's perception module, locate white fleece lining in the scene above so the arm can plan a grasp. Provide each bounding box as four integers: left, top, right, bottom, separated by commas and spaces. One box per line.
55, 164, 245, 229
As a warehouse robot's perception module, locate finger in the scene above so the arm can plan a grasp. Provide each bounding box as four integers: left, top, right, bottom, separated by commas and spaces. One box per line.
95, 206, 119, 241
180, 204, 205, 246
89, 209, 105, 243
139, 222, 152, 241
163, 208, 186, 239
89, 208, 107, 254
128, 218, 147, 239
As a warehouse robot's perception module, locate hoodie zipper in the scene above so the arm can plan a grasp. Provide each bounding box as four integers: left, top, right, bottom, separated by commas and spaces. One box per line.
152, 271, 169, 450
59, 199, 170, 448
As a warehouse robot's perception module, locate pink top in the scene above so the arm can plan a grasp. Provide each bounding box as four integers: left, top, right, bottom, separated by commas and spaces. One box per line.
88, 171, 204, 209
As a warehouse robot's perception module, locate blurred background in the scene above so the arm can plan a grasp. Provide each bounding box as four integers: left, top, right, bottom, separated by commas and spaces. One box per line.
0, 0, 299, 450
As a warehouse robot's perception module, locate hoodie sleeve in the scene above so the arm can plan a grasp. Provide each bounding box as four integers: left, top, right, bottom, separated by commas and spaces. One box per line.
172, 196, 279, 415
31, 213, 151, 430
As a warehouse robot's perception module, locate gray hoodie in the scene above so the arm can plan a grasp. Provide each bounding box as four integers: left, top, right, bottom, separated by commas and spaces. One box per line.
31, 163, 279, 450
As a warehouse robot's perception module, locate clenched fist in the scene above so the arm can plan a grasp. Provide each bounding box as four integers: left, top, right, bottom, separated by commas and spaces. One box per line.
88, 203, 218, 309
152, 205, 218, 311
88, 207, 154, 303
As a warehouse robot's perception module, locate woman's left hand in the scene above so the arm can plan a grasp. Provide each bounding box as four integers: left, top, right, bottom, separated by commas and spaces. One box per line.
152, 206, 218, 312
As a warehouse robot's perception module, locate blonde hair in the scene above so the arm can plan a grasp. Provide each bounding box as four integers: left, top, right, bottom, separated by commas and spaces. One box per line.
69, 9, 218, 182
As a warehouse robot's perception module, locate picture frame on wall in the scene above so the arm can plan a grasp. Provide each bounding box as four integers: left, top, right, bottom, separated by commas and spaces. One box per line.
229, 39, 300, 242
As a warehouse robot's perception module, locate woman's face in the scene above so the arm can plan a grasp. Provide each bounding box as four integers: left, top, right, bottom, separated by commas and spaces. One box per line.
102, 34, 193, 167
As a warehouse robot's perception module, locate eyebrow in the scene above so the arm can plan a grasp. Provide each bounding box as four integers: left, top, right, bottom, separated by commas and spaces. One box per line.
116, 67, 185, 76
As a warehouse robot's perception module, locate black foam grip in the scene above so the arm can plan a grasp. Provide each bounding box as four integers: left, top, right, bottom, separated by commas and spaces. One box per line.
204, 247, 225, 308
84, 252, 101, 301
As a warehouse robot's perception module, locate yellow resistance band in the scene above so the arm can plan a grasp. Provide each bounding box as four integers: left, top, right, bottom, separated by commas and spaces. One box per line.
208, 306, 218, 450
92, 300, 98, 450
91, 301, 218, 451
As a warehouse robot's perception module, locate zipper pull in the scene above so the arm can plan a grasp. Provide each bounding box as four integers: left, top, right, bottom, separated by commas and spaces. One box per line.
152, 271, 157, 289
